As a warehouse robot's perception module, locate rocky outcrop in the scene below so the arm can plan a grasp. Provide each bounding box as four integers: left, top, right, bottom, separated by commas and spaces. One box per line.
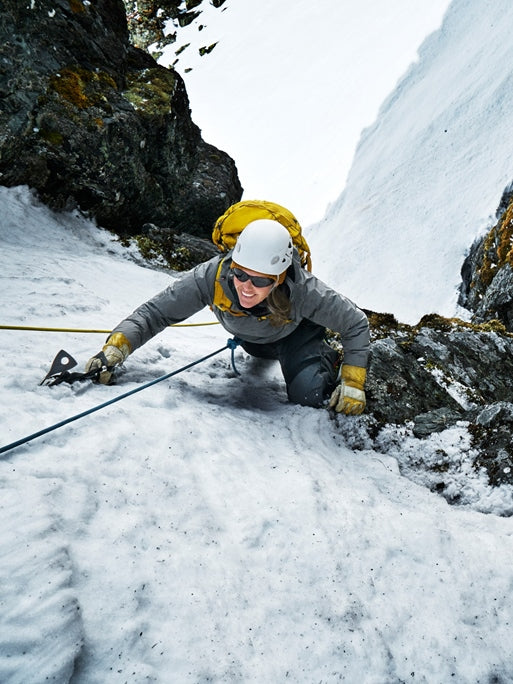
0, 0, 242, 256
333, 313, 513, 490
459, 182, 513, 330
123, 0, 227, 56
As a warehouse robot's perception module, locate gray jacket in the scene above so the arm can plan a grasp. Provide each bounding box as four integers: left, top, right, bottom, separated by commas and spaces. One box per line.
112, 251, 370, 368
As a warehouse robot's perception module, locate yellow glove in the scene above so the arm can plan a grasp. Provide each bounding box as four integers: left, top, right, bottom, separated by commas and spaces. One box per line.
329, 365, 366, 415
84, 332, 132, 384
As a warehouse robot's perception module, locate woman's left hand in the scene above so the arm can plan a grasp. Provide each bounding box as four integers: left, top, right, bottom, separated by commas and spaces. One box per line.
329, 365, 366, 415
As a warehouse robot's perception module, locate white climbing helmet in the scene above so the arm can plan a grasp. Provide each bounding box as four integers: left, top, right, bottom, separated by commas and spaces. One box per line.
232, 219, 293, 275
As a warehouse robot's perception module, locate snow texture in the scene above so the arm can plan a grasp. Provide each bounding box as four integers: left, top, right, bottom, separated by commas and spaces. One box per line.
2, 0, 513, 681
1, 185, 512, 682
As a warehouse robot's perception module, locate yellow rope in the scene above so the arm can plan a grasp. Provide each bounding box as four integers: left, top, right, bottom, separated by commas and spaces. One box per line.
0, 322, 220, 333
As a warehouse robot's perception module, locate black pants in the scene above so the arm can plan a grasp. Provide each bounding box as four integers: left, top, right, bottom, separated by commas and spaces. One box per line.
239, 320, 340, 407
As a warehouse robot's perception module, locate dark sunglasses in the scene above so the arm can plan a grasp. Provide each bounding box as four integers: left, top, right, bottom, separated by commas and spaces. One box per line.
232, 267, 276, 288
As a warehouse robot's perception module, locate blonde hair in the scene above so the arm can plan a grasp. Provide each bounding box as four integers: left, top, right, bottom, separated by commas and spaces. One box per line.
267, 285, 291, 326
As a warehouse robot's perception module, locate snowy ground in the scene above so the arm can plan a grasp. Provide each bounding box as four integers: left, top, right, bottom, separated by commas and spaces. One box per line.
1, 186, 513, 683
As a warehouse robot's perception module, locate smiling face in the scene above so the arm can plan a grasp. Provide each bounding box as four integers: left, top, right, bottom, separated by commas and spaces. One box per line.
232, 267, 276, 308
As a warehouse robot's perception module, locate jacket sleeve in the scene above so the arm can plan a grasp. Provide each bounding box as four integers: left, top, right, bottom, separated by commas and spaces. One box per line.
292, 271, 370, 368
109, 257, 220, 352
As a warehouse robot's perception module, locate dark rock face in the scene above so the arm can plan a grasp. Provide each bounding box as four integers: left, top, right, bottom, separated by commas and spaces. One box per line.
365, 335, 464, 427
470, 403, 513, 486
338, 313, 513, 491
0, 0, 242, 244
459, 182, 513, 330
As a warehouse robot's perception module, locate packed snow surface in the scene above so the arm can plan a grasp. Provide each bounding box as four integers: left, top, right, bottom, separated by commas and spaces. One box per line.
1, 186, 512, 682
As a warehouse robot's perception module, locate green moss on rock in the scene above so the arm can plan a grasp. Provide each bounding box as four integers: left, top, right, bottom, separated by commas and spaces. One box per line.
124, 68, 177, 115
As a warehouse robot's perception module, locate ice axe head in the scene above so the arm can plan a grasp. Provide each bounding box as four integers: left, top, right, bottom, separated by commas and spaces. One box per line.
40, 350, 78, 385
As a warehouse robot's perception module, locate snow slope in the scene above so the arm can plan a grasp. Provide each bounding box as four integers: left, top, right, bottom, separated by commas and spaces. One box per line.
1, 185, 513, 682
308, 0, 513, 323
2, 0, 513, 680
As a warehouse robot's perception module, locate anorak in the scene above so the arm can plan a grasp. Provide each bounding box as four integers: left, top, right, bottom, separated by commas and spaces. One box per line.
112, 252, 370, 368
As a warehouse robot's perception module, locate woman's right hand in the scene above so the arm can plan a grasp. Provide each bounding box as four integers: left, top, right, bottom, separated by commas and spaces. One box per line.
85, 332, 131, 384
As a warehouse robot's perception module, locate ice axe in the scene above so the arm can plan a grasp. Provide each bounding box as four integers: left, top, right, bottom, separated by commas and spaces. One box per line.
39, 349, 101, 385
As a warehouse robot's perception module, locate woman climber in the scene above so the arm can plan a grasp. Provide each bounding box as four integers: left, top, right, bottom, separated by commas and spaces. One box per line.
85, 203, 370, 415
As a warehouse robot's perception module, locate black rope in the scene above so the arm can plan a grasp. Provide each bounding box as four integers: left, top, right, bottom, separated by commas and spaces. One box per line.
228, 336, 242, 376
